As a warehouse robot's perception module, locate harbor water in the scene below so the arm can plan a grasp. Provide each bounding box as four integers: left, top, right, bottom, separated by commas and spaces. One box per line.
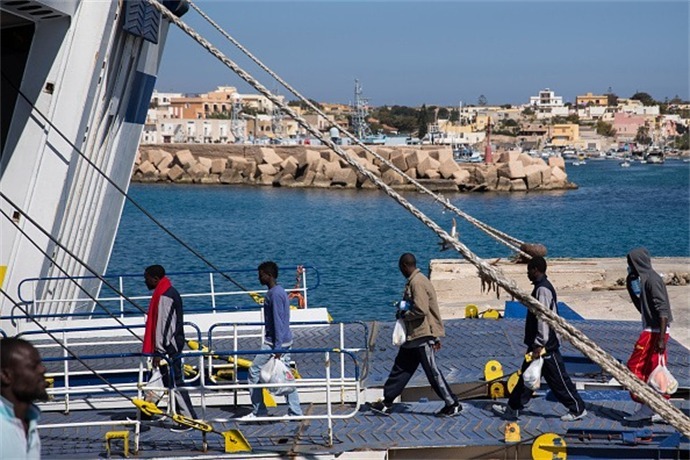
109, 159, 689, 322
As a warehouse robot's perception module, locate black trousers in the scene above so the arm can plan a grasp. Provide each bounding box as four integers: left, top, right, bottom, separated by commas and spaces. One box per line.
383, 340, 457, 407
508, 349, 585, 415
163, 353, 198, 420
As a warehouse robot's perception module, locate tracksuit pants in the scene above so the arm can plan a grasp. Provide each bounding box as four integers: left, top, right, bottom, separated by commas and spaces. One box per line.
627, 330, 670, 402
508, 348, 585, 415
382, 339, 457, 407
164, 353, 199, 420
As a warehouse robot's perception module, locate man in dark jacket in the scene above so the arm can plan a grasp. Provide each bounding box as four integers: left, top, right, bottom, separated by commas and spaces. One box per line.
623, 247, 673, 422
492, 256, 586, 421
369, 253, 460, 417
143, 264, 198, 431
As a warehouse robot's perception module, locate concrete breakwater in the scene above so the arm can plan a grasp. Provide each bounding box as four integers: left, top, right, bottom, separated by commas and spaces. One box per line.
134, 144, 575, 192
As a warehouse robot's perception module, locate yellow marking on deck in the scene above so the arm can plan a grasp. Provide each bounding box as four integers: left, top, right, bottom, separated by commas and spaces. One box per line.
0, 265, 6, 289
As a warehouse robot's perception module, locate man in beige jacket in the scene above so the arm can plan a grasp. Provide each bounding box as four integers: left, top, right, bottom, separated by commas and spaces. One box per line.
369, 253, 461, 417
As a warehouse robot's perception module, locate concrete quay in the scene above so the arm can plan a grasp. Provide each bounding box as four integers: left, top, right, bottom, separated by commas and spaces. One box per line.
133, 144, 575, 193
429, 257, 690, 348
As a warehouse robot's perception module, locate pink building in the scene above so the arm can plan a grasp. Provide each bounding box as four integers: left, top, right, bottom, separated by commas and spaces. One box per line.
613, 113, 646, 142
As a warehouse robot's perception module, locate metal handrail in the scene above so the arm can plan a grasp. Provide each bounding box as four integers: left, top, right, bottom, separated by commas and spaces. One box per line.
14, 265, 319, 319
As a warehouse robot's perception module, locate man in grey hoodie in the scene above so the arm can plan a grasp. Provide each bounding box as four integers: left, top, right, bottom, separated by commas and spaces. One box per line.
623, 247, 674, 422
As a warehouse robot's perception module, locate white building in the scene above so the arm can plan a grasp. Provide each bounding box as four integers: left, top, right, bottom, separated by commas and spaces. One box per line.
529, 88, 570, 119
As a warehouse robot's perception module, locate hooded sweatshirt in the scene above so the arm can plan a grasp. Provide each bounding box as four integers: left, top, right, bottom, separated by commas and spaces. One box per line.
626, 247, 673, 330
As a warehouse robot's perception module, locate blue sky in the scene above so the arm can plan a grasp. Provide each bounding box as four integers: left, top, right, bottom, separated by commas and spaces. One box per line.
156, 1, 689, 106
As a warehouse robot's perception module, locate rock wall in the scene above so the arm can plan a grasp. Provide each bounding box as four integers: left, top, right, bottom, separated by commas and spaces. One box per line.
133, 144, 576, 192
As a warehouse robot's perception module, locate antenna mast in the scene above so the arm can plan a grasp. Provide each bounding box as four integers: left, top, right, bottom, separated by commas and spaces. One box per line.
351, 79, 372, 139
231, 95, 245, 144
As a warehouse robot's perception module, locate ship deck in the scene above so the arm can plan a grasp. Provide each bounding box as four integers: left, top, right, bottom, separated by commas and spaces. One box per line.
34, 315, 690, 459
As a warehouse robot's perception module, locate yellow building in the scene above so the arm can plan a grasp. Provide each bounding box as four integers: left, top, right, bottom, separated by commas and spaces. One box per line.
550, 124, 579, 146
576, 92, 608, 107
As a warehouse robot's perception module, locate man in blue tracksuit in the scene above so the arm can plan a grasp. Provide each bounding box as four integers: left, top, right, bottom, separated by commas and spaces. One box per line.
492, 256, 587, 421
239, 261, 302, 420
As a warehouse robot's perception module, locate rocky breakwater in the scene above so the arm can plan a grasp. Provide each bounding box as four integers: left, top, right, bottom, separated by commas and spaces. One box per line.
133, 145, 575, 192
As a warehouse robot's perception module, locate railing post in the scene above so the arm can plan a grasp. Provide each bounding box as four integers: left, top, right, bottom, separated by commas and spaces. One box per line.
325, 351, 333, 447
302, 268, 308, 309
119, 276, 125, 318
63, 332, 70, 413
209, 272, 216, 313
233, 324, 239, 406
339, 323, 346, 403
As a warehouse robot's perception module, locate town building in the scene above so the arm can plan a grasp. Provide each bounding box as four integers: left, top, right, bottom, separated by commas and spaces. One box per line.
529, 88, 569, 119
575, 92, 609, 107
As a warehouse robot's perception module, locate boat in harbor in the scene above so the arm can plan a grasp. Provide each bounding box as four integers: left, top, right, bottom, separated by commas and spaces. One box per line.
2, 2, 689, 458
452, 144, 483, 163
645, 147, 665, 164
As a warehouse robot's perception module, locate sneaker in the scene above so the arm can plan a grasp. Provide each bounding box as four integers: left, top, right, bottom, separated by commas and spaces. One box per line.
170, 424, 193, 432
237, 412, 262, 422
651, 414, 665, 424
561, 409, 587, 422
436, 402, 462, 417
492, 403, 519, 420
623, 404, 654, 422
369, 401, 392, 416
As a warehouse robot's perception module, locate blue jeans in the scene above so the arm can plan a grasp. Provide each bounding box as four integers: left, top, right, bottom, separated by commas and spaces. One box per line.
248, 342, 302, 416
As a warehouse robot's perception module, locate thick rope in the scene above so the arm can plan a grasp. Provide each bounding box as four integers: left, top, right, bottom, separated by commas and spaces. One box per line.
188, 0, 528, 258
149, 0, 690, 435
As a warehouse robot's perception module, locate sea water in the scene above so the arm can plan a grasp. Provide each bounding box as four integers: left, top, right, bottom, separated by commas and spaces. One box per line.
109, 159, 689, 321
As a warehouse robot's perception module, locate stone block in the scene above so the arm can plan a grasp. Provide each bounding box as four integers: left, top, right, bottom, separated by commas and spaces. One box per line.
166, 164, 185, 181
405, 167, 417, 179
474, 165, 498, 187
321, 149, 341, 163
295, 149, 321, 167
298, 170, 316, 186
430, 149, 454, 164
425, 170, 441, 179
257, 163, 277, 176
276, 173, 296, 187
382, 169, 405, 185
220, 169, 244, 184
137, 150, 147, 164
280, 156, 299, 176
517, 153, 534, 167
452, 169, 471, 185
256, 173, 274, 185
177, 173, 193, 184
376, 148, 393, 161
198, 156, 213, 169
312, 172, 331, 188
390, 152, 408, 171
551, 165, 567, 182
175, 149, 195, 169
210, 158, 227, 174
499, 151, 520, 163
200, 174, 220, 184
496, 176, 512, 191
229, 156, 248, 169
541, 165, 552, 185
321, 160, 340, 179
331, 167, 358, 187
498, 161, 525, 179
548, 156, 566, 170
418, 156, 441, 178
243, 160, 257, 178
510, 178, 527, 191
438, 158, 460, 179
258, 147, 283, 165
405, 150, 428, 169
137, 160, 157, 176
154, 151, 173, 170
523, 164, 543, 189
147, 149, 164, 166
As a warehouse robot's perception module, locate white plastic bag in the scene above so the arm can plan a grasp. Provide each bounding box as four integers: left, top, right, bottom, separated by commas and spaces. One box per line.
392, 319, 407, 346
260, 356, 296, 396
648, 354, 678, 395
523, 356, 543, 390
144, 367, 165, 403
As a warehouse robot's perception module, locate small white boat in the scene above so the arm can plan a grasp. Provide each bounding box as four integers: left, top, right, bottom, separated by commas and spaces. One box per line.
620, 160, 631, 168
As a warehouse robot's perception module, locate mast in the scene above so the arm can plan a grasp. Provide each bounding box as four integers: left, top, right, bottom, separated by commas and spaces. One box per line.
351, 79, 372, 139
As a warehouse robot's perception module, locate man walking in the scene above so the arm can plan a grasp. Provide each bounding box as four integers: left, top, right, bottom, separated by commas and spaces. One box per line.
239, 261, 302, 420
370, 253, 461, 417
623, 247, 673, 422
143, 264, 198, 431
1, 337, 48, 459
492, 256, 587, 421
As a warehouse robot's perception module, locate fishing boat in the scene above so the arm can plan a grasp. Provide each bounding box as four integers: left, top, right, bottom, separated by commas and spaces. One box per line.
645, 147, 665, 164
452, 144, 483, 163
2, 2, 688, 458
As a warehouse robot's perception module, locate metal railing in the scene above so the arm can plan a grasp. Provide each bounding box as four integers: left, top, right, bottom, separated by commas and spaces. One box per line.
12, 265, 318, 321
25, 318, 364, 448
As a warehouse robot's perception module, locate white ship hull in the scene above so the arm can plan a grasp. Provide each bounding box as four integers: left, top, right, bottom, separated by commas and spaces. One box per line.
0, 0, 182, 333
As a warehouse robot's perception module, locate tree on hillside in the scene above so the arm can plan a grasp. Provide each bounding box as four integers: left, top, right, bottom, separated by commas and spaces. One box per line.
522, 106, 535, 116
478, 95, 488, 106
417, 104, 429, 139
631, 92, 656, 106
595, 120, 616, 137
437, 107, 450, 119
449, 109, 459, 123
634, 125, 652, 145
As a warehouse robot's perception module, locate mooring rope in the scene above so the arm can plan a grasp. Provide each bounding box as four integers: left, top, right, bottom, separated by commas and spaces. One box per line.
148, 0, 690, 435
188, 0, 529, 258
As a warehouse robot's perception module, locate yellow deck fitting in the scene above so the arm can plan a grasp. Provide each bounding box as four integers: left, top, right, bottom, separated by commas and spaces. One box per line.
132, 398, 164, 417
171, 414, 214, 432
532, 432, 567, 460
504, 422, 521, 443
507, 372, 520, 394
482, 308, 501, 319
262, 388, 277, 407
465, 304, 479, 318
105, 430, 129, 458
223, 429, 252, 453
489, 381, 505, 399
484, 360, 503, 381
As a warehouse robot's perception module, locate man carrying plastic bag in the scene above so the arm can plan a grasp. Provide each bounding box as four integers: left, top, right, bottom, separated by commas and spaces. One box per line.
623, 247, 675, 423
492, 256, 586, 422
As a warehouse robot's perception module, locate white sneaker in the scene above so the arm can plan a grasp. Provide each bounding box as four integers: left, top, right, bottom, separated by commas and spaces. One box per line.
561, 409, 587, 422
623, 404, 654, 422
237, 412, 258, 421
651, 414, 665, 423
492, 404, 519, 420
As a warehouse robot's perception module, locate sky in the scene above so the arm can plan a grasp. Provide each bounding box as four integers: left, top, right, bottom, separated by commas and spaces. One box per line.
156, 1, 689, 107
